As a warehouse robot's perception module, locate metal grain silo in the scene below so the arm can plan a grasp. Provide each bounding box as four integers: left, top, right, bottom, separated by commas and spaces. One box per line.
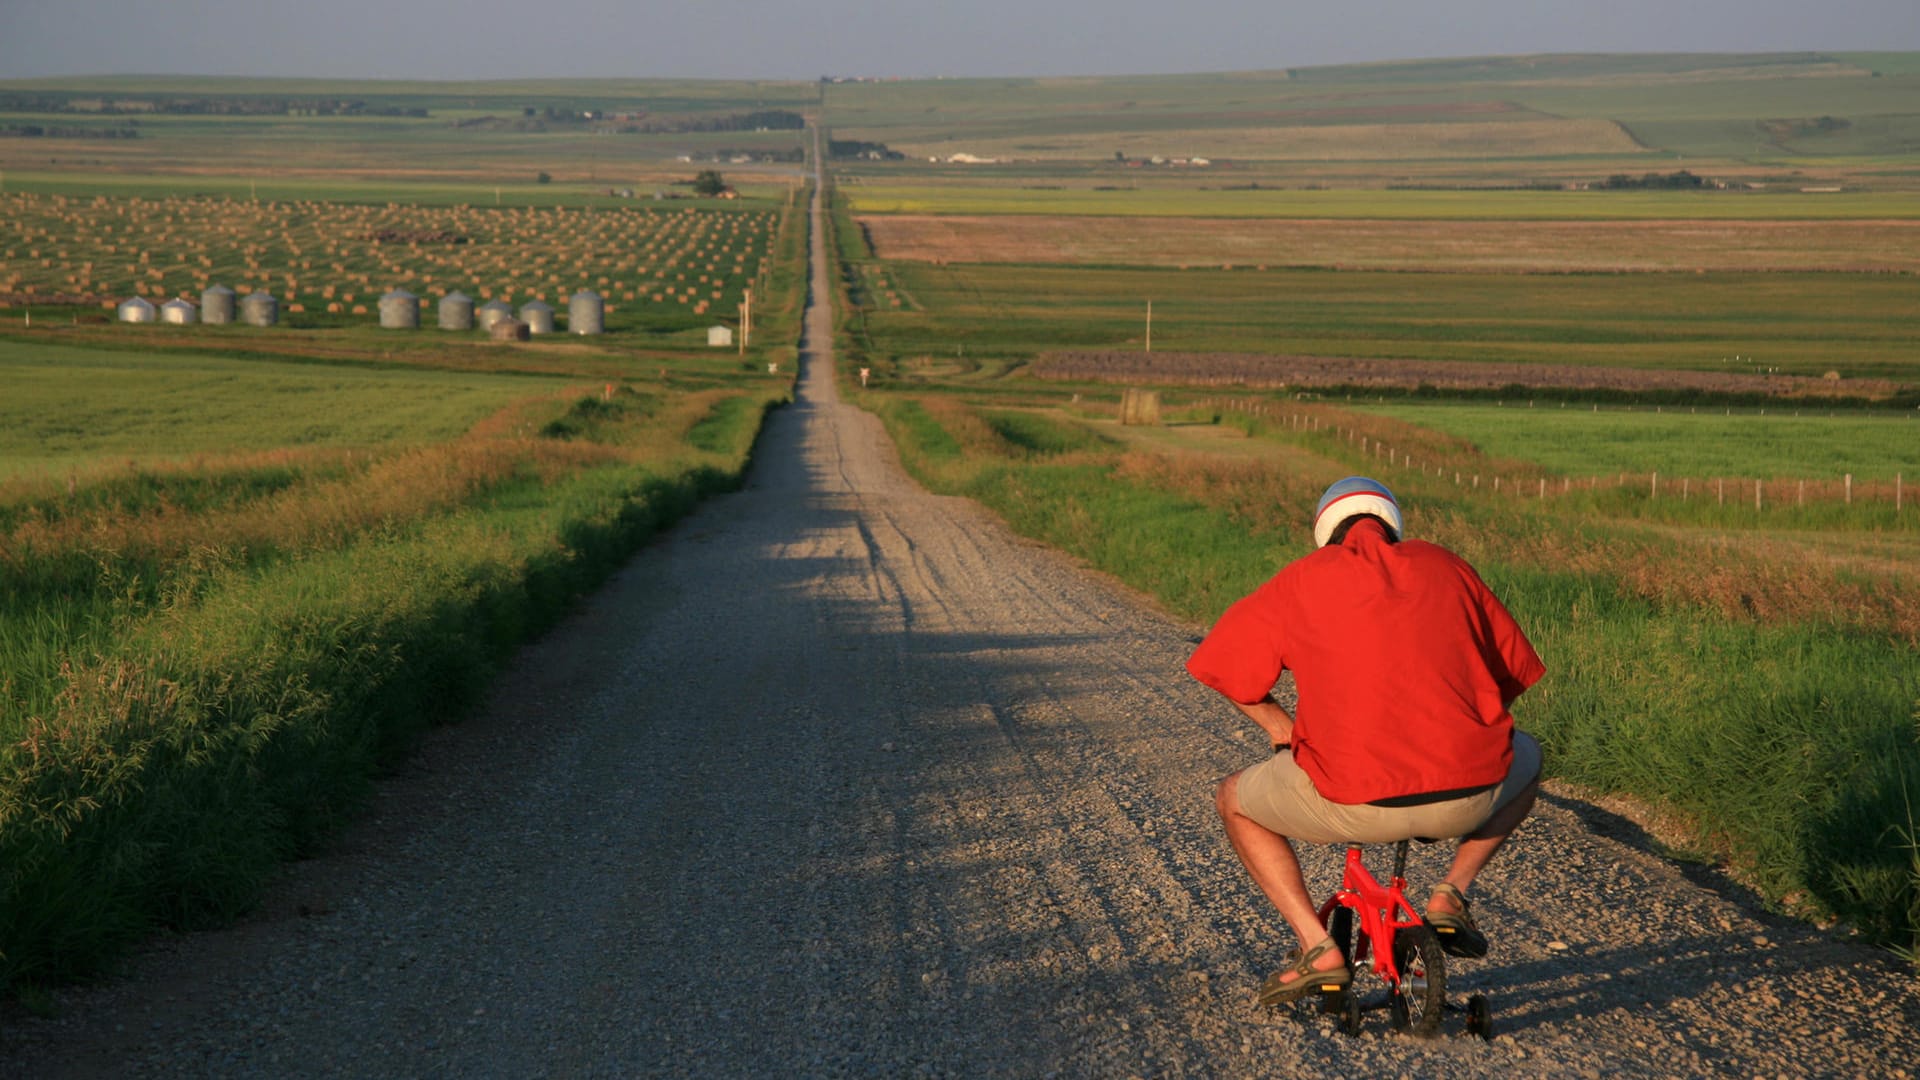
202, 284, 236, 324
519, 300, 555, 335
379, 288, 419, 329
439, 291, 474, 331
160, 298, 198, 324
118, 296, 156, 323
476, 299, 514, 332
240, 290, 278, 327
568, 290, 604, 335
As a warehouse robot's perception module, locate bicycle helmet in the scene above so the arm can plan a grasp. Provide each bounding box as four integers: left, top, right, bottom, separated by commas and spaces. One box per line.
1313, 476, 1402, 548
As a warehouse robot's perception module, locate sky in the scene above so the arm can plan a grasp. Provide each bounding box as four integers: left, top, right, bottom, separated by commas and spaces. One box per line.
1, 0, 1916, 82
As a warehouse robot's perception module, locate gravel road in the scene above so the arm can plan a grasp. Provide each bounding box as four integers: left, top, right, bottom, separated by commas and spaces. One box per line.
4, 159, 1917, 1080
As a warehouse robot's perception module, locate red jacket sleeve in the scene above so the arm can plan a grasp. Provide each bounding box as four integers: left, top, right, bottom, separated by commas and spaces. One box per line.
1466, 567, 1545, 704
1186, 577, 1290, 704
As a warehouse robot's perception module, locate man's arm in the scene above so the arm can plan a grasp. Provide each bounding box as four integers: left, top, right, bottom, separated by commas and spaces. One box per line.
1226, 694, 1295, 749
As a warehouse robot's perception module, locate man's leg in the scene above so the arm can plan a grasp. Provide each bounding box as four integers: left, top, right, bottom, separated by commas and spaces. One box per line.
1430, 775, 1538, 915
1216, 771, 1344, 980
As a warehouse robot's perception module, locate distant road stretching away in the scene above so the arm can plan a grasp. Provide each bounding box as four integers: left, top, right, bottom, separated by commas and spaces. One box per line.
3, 131, 1916, 1079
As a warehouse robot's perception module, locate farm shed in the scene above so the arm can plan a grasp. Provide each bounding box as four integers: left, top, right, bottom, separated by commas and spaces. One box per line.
201, 284, 236, 324
475, 298, 514, 333
569, 290, 604, 335
379, 288, 419, 329
117, 297, 156, 323
519, 300, 555, 335
160, 298, 197, 324
439, 291, 474, 331
707, 325, 734, 347
240, 290, 278, 327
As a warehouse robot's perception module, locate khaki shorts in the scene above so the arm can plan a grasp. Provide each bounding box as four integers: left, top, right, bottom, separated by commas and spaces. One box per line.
1233, 731, 1541, 845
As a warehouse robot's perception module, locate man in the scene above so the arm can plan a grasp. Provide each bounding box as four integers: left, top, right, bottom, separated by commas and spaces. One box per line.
1186, 476, 1544, 1005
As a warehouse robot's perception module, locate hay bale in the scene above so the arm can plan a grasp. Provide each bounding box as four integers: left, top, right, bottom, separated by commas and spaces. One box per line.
489, 318, 530, 342
1119, 388, 1161, 426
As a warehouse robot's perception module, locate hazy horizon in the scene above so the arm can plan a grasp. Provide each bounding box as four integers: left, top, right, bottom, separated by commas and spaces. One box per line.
3, 0, 1917, 84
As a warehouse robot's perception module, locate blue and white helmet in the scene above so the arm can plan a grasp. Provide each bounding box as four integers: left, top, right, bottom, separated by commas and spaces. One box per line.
1313, 476, 1403, 548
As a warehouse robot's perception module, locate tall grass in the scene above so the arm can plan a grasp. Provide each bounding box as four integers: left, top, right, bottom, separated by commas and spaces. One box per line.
868, 390, 1920, 958
0, 383, 786, 991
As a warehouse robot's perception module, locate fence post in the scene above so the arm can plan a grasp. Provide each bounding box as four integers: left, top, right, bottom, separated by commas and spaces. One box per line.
1846, 473, 1853, 505
1898, 473, 1904, 512
1755, 479, 1762, 512
1651, 471, 1658, 500
1718, 478, 1724, 506
1539, 477, 1547, 499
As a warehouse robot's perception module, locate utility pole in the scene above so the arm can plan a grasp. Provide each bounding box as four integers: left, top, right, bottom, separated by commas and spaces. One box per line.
1145, 299, 1152, 353
743, 286, 752, 349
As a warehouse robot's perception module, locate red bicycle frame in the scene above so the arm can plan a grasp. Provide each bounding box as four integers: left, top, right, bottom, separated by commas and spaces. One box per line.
1316, 841, 1424, 986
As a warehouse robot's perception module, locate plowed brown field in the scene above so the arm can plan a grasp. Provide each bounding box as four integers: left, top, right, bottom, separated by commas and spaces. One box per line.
862, 214, 1920, 273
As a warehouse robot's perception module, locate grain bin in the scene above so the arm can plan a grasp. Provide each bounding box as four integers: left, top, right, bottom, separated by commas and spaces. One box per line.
568, 290, 604, 335
379, 288, 419, 329
160, 298, 198, 325
439, 291, 474, 331
117, 296, 156, 323
519, 300, 555, 335
201, 283, 236, 324
240, 290, 278, 327
475, 298, 514, 332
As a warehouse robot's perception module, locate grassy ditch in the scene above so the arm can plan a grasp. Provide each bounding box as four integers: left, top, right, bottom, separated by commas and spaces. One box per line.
0, 381, 785, 992
861, 390, 1920, 960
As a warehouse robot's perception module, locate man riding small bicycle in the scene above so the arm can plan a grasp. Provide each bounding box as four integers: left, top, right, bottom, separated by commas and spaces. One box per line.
1188, 477, 1544, 1005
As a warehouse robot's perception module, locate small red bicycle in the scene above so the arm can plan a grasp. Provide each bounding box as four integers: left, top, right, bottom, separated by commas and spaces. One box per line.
1308, 839, 1492, 1039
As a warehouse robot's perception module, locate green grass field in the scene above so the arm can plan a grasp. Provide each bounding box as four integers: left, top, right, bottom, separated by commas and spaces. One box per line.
0, 340, 573, 477
855, 262, 1920, 381
1355, 401, 1920, 480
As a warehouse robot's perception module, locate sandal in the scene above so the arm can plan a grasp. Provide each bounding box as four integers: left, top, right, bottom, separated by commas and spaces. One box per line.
1257, 937, 1351, 1006
1425, 882, 1490, 959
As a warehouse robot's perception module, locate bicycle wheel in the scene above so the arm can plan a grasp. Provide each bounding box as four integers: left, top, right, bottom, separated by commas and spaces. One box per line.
1387, 924, 1447, 1037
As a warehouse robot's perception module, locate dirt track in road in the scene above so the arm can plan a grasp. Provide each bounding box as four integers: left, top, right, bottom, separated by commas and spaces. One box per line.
4, 146, 1917, 1079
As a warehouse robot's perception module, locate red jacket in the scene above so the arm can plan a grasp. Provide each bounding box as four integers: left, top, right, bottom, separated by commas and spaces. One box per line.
1187, 518, 1544, 804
